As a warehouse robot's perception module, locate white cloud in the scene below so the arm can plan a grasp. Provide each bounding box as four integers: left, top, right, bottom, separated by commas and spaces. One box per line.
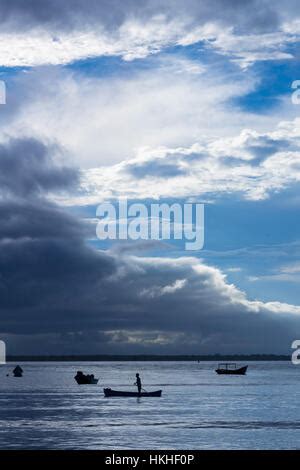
249, 262, 300, 283
0, 13, 298, 68
140, 278, 187, 298
281, 262, 300, 274
72, 119, 300, 203
4, 61, 262, 169
0, 17, 190, 67
4, 62, 298, 205
188, 24, 296, 69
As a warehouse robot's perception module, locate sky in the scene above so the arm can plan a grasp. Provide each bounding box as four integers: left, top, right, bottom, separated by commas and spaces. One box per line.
1, 0, 300, 354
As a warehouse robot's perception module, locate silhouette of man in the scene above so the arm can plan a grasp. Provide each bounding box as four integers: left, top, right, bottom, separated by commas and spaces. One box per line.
135, 373, 142, 394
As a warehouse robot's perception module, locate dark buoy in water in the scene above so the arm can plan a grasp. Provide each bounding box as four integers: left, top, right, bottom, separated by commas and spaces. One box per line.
13, 365, 23, 377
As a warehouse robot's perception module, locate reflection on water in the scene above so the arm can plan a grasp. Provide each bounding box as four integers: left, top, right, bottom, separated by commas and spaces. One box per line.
0, 361, 300, 449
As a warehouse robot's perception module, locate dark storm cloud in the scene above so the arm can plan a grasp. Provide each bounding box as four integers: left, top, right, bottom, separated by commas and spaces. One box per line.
0, 200, 85, 241
0, 0, 286, 33
0, 136, 116, 334
0, 138, 78, 198
3, 250, 299, 355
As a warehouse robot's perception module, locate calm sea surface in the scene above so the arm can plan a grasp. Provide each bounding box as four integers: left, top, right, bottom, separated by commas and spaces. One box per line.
1, 361, 300, 449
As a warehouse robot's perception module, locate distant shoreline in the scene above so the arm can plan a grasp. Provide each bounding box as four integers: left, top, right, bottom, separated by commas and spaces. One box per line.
6, 354, 291, 362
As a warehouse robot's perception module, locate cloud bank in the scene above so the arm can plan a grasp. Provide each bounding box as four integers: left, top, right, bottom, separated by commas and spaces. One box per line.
79, 119, 300, 203
0, 0, 299, 67
0, 135, 299, 354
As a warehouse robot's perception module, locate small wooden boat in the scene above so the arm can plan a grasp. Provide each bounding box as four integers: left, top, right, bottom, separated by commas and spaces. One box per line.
215, 363, 248, 375
104, 388, 162, 397
74, 371, 99, 384
76, 377, 98, 384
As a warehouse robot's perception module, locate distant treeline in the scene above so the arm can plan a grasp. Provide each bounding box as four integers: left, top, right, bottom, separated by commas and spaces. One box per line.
6, 354, 290, 362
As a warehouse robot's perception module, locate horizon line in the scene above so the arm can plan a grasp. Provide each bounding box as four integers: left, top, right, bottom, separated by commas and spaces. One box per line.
5, 353, 291, 362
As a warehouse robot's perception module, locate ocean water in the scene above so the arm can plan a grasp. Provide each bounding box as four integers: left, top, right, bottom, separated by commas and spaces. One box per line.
1, 361, 300, 449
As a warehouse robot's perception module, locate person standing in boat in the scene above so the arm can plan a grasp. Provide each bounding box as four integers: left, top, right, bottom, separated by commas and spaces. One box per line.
135, 373, 142, 394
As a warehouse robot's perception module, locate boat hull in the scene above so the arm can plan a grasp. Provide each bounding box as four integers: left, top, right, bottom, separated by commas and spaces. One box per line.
75, 377, 99, 384
104, 388, 162, 397
215, 366, 248, 375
